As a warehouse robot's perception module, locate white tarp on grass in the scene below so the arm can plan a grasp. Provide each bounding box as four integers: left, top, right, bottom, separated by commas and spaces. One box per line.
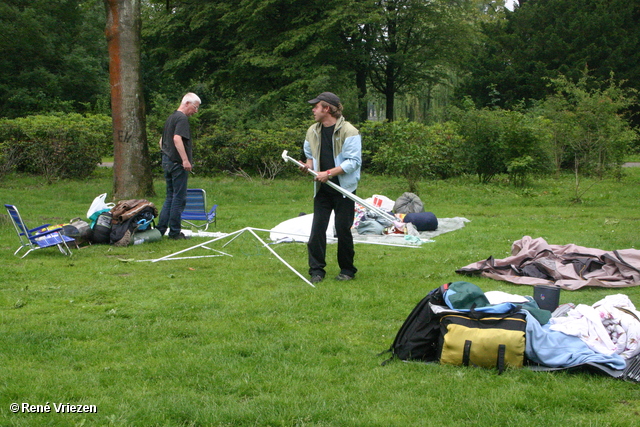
269, 214, 470, 246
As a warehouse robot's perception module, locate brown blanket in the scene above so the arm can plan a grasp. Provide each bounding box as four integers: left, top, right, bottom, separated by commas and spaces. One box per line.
456, 236, 640, 290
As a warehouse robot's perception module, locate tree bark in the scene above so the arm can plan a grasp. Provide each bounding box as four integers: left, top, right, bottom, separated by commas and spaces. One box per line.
104, 0, 154, 199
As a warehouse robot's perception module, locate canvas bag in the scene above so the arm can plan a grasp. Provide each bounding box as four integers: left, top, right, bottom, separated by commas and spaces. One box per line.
62, 218, 93, 246
439, 309, 527, 374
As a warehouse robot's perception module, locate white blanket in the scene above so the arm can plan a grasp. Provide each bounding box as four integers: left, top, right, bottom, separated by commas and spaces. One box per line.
550, 294, 640, 359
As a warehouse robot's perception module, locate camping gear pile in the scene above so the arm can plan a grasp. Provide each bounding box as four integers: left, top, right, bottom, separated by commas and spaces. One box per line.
382, 281, 640, 382
355, 192, 438, 236
84, 193, 160, 246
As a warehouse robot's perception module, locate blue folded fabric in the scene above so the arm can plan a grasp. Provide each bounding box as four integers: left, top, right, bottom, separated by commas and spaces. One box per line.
524, 311, 626, 370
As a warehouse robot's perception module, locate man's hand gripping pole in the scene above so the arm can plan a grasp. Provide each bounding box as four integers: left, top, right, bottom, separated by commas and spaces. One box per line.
281, 150, 396, 223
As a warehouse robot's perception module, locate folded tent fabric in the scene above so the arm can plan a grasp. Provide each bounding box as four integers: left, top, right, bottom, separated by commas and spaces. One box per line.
456, 235, 640, 290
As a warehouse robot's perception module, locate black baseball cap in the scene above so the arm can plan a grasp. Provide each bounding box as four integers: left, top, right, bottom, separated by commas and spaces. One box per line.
308, 92, 341, 107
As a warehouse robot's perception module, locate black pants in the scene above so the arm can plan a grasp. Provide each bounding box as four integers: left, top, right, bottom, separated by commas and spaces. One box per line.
307, 184, 357, 278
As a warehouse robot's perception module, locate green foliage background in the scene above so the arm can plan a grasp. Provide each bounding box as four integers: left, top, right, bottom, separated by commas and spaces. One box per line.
0, 114, 112, 181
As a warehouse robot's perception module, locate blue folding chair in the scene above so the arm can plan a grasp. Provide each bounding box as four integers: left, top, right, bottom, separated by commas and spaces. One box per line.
181, 189, 218, 231
5, 204, 75, 258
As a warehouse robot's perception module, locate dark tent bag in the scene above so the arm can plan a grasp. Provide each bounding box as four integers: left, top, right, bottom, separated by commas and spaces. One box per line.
91, 211, 112, 244
380, 285, 447, 365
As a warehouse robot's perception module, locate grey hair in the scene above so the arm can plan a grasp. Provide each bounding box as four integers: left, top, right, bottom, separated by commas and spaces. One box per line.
181, 92, 201, 106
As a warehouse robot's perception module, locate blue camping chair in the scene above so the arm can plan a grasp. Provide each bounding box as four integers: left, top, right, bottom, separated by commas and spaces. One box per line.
181, 189, 218, 231
5, 204, 75, 258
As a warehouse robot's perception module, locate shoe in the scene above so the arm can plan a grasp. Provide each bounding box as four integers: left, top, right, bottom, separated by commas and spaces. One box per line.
335, 274, 354, 281
310, 275, 324, 284
169, 232, 190, 240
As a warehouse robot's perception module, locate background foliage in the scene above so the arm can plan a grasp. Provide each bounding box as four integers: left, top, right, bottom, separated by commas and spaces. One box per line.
0, 114, 112, 181
0, 0, 639, 186
2, 1, 640, 421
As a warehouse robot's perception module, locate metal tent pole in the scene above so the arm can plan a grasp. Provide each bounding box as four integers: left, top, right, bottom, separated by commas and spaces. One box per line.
246, 228, 315, 288
281, 150, 397, 224
149, 228, 246, 262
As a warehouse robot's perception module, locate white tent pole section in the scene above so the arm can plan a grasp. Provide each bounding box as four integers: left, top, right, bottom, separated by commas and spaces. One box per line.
246, 228, 315, 288
140, 227, 315, 288
149, 228, 245, 262
281, 150, 397, 223
137, 254, 229, 262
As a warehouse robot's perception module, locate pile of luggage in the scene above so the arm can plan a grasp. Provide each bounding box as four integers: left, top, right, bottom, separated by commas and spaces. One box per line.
82, 193, 160, 246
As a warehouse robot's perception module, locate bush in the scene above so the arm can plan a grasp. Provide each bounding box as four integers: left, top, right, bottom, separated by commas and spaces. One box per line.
359, 121, 394, 173
454, 107, 553, 185
454, 109, 506, 183
195, 124, 306, 179
366, 120, 466, 193
0, 113, 112, 181
500, 111, 554, 186
238, 128, 304, 179
538, 74, 638, 179
193, 128, 241, 175
422, 122, 466, 180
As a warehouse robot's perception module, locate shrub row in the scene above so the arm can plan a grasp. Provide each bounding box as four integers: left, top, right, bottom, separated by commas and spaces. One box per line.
1, 91, 635, 187
189, 125, 308, 179
0, 113, 112, 181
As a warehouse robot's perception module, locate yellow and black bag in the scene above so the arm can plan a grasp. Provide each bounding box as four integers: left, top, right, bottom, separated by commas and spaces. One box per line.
439, 310, 526, 374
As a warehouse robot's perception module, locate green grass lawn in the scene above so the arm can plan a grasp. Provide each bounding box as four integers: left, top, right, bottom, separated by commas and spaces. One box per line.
1, 167, 639, 426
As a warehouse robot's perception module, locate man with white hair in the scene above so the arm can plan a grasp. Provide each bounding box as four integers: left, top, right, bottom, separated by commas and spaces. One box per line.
157, 92, 201, 240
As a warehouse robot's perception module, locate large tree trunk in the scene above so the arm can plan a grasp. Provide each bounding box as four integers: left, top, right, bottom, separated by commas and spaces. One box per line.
385, 62, 396, 122
104, 0, 154, 199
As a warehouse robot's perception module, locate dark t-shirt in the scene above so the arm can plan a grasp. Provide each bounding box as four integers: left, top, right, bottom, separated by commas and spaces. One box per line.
161, 111, 192, 164
319, 124, 340, 187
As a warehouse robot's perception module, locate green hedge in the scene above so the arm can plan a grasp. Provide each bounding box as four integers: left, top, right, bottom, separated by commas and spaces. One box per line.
195, 125, 306, 179
454, 108, 553, 185
0, 113, 112, 181
360, 120, 466, 192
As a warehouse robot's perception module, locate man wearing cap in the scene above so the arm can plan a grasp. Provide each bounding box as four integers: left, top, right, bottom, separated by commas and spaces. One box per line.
302, 92, 362, 284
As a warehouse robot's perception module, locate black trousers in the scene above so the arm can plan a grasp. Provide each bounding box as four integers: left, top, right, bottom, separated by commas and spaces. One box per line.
157, 157, 188, 238
307, 184, 357, 278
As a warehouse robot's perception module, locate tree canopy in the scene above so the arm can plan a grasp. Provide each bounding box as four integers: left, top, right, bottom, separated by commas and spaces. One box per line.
459, 0, 640, 113
0, 0, 109, 118
0, 0, 639, 127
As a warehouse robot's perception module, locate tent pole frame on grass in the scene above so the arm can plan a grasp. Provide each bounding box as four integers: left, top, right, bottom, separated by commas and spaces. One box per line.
139, 226, 421, 288
139, 227, 316, 287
